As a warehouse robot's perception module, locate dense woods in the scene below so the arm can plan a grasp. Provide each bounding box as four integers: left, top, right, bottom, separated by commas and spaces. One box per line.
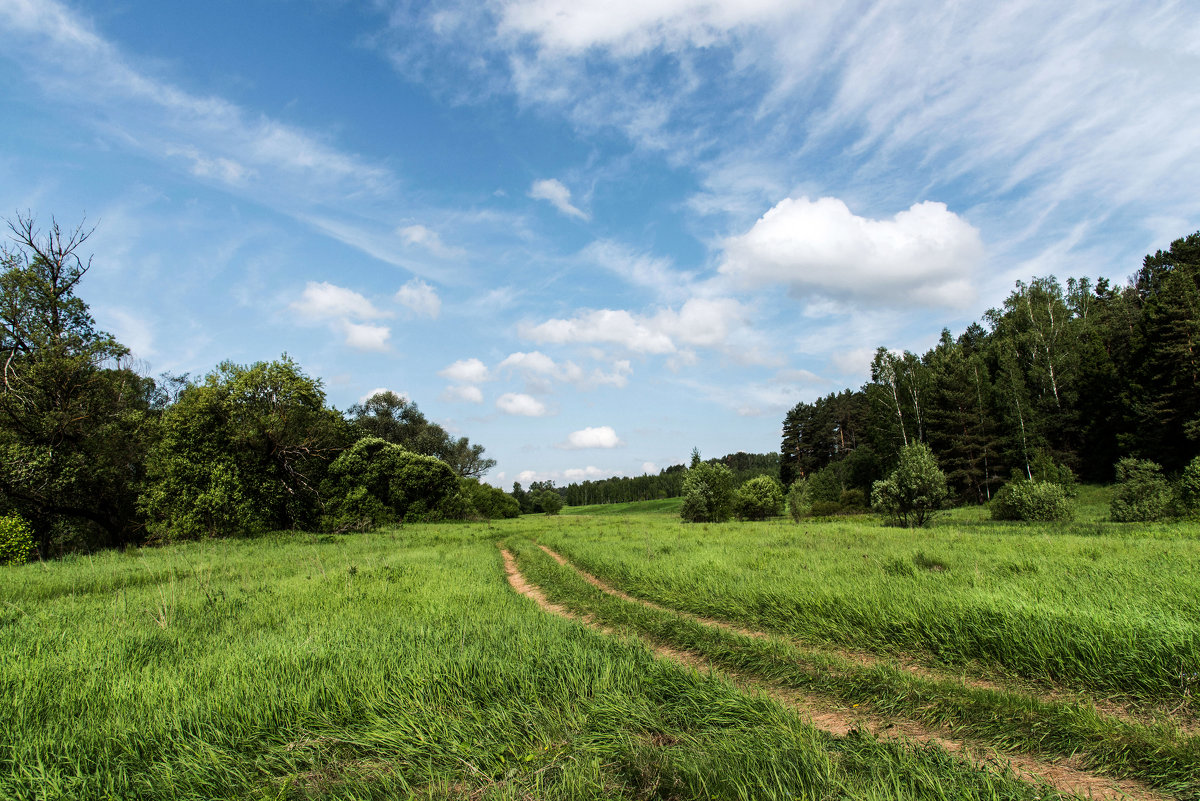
781, 231, 1200, 506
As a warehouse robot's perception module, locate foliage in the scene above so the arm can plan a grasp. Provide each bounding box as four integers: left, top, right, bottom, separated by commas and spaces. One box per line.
1180, 455, 1200, 519
347, 391, 495, 478
141, 357, 349, 539
871, 442, 948, 527
990, 479, 1075, 522
680, 451, 735, 523
460, 478, 520, 519
1109, 458, 1173, 523
0, 513, 34, 566
0, 214, 156, 555
786, 479, 811, 522
535, 489, 564, 515
321, 437, 464, 531
733, 475, 784, 521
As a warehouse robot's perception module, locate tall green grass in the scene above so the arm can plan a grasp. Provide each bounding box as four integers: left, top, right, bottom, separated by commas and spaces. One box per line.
533, 512, 1200, 700
1, 525, 1055, 800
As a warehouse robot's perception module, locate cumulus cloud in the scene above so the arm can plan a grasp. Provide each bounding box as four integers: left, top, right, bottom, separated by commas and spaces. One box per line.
562, 426, 622, 449
439, 358, 490, 383
563, 465, 613, 481
720, 197, 984, 309
442, 384, 484, 403
340, 321, 392, 352
522, 309, 675, 353
641, 461, 659, 474
498, 350, 632, 390
291, 281, 389, 322
529, 178, 588, 219
653, 297, 748, 348
395, 278, 441, 318
497, 392, 550, 416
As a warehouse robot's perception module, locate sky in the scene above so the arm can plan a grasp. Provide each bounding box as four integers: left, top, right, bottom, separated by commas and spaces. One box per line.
1, 0, 1198, 488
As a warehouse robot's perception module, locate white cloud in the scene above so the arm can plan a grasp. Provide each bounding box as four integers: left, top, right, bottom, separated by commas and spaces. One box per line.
359, 387, 406, 404
339, 321, 391, 351
395, 278, 442, 318
97, 307, 156, 358
641, 461, 659, 475
291, 281, 389, 322
579, 240, 692, 301
497, 392, 550, 416
720, 197, 984, 309
562, 426, 622, 449
497, 350, 632, 391
439, 357, 490, 383
563, 465, 614, 481
522, 309, 675, 354
653, 297, 748, 348
398, 224, 461, 258
529, 178, 588, 220
442, 384, 484, 403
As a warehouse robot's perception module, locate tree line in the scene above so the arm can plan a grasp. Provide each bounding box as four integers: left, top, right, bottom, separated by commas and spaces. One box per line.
0, 214, 507, 559
518, 451, 781, 508
781, 230, 1200, 509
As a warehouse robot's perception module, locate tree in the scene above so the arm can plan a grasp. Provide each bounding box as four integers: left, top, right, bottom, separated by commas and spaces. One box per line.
141, 357, 349, 539
680, 450, 734, 523
733, 475, 784, 521
536, 489, 563, 515
1109, 458, 1173, 523
0, 214, 156, 555
871, 442, 948, 527
348, 391, 495, 478
321, 437, 465, 531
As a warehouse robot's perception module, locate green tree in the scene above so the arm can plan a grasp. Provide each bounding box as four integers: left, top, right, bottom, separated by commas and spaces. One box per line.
536, 489, 564, 515
871, 442, 948, 527
680, 450, 734, 523
0, 214, 157, 555
348, 391, 495, 478
321, 437, 465, 531
142, 357, 349, 539
1109, 458, 1173, 523
733, 475, 784, 521
460, 478, 520, 519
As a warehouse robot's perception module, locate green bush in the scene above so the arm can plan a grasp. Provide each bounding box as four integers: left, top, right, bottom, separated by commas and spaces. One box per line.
1110, 458, 1173, 522
536, 490, 564, 516
733, 476, 784, 521
786, 479, 811, 522
810, 500, 843, 517
990, 479, 1074, 522
0, 513, 34, 566
871, 442, 948, 528
1179, 456, 1200, 519
460, 479, 520, 519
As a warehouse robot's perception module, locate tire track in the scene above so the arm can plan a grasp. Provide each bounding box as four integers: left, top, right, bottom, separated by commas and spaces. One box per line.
510, 544, 1171, 801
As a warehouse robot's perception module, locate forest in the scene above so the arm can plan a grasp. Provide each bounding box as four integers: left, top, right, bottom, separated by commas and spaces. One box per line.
780, 231, 1200, 508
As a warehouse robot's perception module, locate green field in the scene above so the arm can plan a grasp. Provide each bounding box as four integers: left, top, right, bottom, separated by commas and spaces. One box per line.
4, 507, 1200, 799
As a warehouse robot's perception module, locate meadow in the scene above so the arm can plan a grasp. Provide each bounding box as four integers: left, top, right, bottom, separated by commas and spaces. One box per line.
3, 496, 1199, 800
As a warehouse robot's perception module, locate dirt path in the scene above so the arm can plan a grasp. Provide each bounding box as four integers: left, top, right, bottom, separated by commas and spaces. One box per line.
536, 544, 1196, 735
506, 544, 1172, 801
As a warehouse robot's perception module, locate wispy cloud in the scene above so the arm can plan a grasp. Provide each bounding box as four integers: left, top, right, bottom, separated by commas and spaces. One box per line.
529, 178, 588, 220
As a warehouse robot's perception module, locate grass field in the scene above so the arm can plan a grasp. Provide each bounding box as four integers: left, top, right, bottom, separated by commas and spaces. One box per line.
3, 501, 1199, 799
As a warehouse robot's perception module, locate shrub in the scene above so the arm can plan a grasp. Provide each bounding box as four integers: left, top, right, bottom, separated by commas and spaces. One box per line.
1179, 456, 1200, 519
810, 500, 843, 517
1110, 458, 1173, 522
680, 459, 735, 523
0, 514, 35, 566
786, 479, 811, 522
734, 476, 784, 521
460, 478, 520, 519
839, 488, 867, 511
871, 442, 948, 528
990, 479, 1074, 522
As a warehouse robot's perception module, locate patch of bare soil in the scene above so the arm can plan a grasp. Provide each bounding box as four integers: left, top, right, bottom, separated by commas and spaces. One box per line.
524, 543, 1174, 801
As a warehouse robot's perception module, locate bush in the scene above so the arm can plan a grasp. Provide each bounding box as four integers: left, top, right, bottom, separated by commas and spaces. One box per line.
1110, 458, 1173, 522
0, 514, 34, 566
871, 442, 948, 527
322, 437, 464, 531
536, 490, 564, 515
680, 459, 735, 523
460, 478, 520, 519
990, 479, 1074, 521
1179, 456, 1200, 519
810, 500, 843, 517
786, 479, 811, 522
734, 476, 784, 521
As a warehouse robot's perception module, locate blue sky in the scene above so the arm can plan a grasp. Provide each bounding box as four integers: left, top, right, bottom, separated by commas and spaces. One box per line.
2, 0, 1198, 488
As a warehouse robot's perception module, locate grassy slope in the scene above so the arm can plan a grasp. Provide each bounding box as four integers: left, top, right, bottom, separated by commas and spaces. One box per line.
561, 497, 684, 517
0, 525, 1053, 801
